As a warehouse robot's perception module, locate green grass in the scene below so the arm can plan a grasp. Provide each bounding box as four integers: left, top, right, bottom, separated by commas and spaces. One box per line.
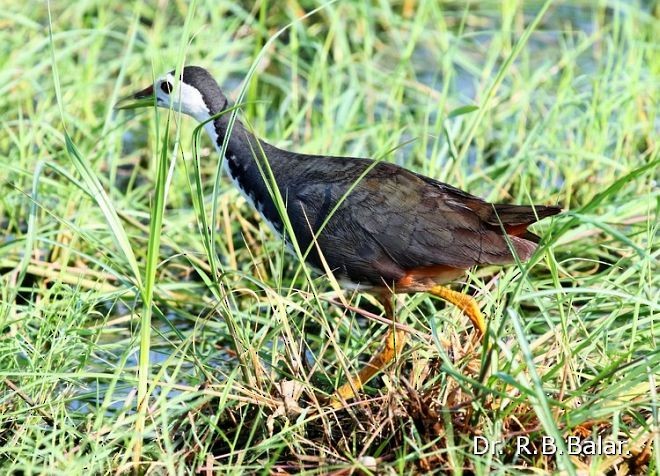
1, 0, 658, 473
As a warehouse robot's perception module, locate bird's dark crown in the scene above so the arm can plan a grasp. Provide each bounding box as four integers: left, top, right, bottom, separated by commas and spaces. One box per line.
170, 65, 228, 113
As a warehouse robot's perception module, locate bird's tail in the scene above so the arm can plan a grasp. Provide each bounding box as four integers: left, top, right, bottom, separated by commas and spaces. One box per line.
489, 203, 562, 242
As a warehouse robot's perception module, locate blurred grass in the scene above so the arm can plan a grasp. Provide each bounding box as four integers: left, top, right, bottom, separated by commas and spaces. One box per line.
1, 0, 658, 473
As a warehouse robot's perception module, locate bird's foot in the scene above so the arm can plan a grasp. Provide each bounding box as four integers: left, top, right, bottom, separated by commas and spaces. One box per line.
328, 328, 407, 409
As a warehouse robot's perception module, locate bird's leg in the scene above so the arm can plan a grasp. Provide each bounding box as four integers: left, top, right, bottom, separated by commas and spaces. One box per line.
329, 294, 406, 408
427, 285, 486, 336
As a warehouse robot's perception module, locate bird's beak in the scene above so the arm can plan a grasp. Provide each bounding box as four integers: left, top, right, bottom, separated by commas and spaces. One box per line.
114, 84, 156, 110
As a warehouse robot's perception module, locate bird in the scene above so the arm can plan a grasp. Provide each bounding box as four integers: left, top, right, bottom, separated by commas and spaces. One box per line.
116, 65, 561, 407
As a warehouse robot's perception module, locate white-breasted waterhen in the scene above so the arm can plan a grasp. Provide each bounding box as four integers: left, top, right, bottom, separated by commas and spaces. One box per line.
116, 66, 560, 407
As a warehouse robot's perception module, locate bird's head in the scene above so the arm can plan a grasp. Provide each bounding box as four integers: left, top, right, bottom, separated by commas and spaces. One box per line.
115, 66, 228, 121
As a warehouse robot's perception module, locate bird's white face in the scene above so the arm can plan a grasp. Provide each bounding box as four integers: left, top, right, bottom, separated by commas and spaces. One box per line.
152, 73, 211, 122
116, 72, 211, 122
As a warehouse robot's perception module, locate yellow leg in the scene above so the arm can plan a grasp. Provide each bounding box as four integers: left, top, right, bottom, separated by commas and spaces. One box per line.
329, 295, 406, 408
329, 327, 407, 408
428, 285, 486, 336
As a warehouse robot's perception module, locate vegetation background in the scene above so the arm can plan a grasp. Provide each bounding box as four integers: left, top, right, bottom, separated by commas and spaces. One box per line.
1, 0, 657, 473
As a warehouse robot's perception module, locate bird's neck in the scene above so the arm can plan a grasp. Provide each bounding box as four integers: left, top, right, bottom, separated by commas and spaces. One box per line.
202, 113, 260, 167
201, 111, 286, 236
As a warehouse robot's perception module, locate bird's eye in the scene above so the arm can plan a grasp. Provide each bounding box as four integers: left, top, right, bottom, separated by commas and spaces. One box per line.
160, 81, 173, 94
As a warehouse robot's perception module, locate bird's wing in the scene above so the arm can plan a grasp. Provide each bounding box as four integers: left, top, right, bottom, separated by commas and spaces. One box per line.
290, 158, 523, 282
